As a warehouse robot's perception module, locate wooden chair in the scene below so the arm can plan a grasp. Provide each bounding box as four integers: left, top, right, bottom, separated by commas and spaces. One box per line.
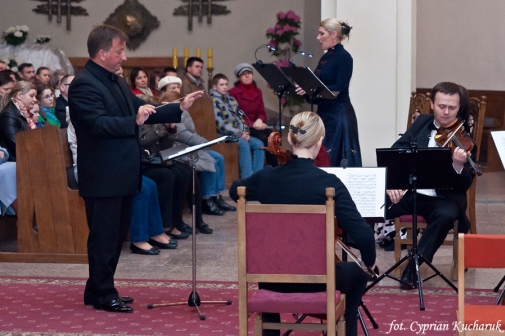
394, 96, 487, 280
0, 126, 88, 263
457, 233, 505, 335
237, 186, 345, 336
186, 97, 239, 187
406, 91, 431, 129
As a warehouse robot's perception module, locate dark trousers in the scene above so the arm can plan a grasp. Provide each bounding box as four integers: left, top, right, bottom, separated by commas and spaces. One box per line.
83, 195, 133, 306
249, 128, 278, 167
386, 191, 460, 262
142, 164, 176, 231
259, 262, 367, 336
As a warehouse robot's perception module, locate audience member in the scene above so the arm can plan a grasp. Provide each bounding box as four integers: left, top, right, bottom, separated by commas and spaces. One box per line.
0, 145, 17, 215
0, 72, 15, 98
18, 63, 36, 83
30, 103, 44, 128
130, 67, 153, 96
36, 83, 60, 127
0, 61, 7, 72
55, 75, 74, 127
116, 66, 124, 78
158, 76, 182, 95
210, 73, 264, 178
160, 90, 235, 214
0, 81, 37, 161
149, 70, 163, 97
0, 70, 16, 82
229, 63, 277, 167
35, 67, 51, 85
51, 69, 67, 97
181, 57, 206, 97
163, 67, 177, 77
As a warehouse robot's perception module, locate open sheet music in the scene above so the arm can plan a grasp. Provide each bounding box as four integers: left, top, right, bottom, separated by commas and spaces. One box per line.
320, 167, 386, 220
491, 131, 505, 169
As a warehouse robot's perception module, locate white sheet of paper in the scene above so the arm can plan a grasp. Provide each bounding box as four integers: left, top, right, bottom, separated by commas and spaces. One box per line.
491, 131, 505, 169
320, 167, 386, 219
166, 136, 229, 160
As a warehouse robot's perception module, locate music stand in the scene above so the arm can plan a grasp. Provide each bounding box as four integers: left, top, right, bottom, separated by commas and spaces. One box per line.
253, 63, 296, 138
147, 136, 233, 320
368, 146, 458, 311
281, 66, 336, 111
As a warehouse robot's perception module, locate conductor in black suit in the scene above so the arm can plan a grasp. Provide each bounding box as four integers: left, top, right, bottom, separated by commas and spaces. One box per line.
68, 25, 203, 313
386, 82, 475, 289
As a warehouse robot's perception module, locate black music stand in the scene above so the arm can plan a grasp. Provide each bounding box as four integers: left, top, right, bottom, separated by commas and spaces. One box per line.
368, 146, 457, 311
147, 136, 232, 319
281, 66, 335, 111
253, 63, 296, 138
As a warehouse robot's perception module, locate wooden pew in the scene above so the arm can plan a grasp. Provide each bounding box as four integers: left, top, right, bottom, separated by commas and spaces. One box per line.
0, 126, 88, 263
187, 97, 239, 187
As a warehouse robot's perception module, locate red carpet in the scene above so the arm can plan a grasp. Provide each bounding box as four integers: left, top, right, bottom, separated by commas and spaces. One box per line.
0, 276, 500, 335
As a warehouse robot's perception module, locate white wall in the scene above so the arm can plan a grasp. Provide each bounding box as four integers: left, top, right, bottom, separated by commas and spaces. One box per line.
1, 0, 321, 110
417, 0, 505, 90
321, 0, 417, 166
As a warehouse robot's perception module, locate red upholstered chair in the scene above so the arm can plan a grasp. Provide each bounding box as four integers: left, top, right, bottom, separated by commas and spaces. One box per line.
237, 186, 345, 336
457, 234, 505, 335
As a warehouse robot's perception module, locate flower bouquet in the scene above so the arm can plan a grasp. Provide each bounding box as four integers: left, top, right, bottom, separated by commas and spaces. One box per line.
2, 25, 29, 46
0, 56, 24, 74
35, 35, 51, 44
265, 10, 302, 60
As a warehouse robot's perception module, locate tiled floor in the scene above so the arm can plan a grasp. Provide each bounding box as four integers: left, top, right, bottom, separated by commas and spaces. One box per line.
1, 172, 504, 292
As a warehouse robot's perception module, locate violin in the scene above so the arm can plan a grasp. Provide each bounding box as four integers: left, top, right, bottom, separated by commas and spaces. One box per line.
434, 120, 483, 176
261, 132, 378, 278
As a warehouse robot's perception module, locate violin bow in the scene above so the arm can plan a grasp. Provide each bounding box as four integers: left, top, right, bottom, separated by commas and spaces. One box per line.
335, 238, 378, 279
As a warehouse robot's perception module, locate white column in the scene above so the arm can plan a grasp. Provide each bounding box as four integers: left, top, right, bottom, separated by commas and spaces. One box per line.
320, 0, 416, 166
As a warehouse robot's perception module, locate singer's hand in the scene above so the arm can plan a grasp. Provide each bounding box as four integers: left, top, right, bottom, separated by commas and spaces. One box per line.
136, 104, 156, 126
387, 189, 405, 205
180, 90, 204, 110
295, 84, 306, 96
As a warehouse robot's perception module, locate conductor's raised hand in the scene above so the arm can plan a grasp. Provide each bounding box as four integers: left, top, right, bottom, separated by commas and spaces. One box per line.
180, 90, 204, 111
136, 104, 156, 126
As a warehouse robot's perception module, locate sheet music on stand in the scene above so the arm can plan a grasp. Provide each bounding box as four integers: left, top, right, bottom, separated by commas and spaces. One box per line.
320, 167, 386, 221
160, 136, 229, 161
491, 131, 505, 169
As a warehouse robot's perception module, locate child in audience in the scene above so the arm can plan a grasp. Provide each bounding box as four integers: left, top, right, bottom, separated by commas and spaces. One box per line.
36, 83, 60, 127
210, 73, 264, 178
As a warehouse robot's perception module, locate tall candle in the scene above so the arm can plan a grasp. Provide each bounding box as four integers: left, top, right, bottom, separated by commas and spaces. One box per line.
208, 57, 213, 69
184, 48, 190, 68
196, 48, 201, 58
207, 48, 213, 58
172, 48, 178, 68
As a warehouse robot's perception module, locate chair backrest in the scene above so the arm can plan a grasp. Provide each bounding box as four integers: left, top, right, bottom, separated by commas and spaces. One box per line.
458, 233, 505, 320
237, 186, 336, 335
407, 91, 432, 129
467, 96, 487, 161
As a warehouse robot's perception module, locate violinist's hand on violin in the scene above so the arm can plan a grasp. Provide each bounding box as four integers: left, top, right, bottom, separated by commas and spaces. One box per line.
387, 189, 404, 205
295, 84, 306, 96
452, 147, 469, 172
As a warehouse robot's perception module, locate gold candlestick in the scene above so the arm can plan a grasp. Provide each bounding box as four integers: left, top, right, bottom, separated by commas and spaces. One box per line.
172, 48, 178, 69
196, 48, 201, 58
184, 48, 189, 69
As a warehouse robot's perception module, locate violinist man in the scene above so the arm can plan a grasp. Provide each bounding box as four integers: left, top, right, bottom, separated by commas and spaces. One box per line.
386, 82, 475, 289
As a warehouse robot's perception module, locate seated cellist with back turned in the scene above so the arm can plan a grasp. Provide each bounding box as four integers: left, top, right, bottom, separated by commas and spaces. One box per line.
229, 111, 376, 336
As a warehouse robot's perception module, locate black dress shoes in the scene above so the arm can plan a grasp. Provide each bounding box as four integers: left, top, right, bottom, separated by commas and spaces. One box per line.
400, 263, 416, 289
197, 223, 213, 234
148, 238, 177, 249
202, 198, 225, 216
215, 195, 236, 211
130, 243, 160, 255
166, 229, 190, 239
94, 298, 133, 313
85, 296, 134, 306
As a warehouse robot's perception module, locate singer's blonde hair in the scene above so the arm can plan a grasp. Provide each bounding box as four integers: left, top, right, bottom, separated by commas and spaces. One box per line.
320, 18, 351, 41
289, 111, 325, 149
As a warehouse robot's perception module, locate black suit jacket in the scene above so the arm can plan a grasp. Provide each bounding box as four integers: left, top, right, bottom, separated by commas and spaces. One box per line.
54, 95, 69, 128
0, 101, 29, 162
391, 114, 474, 230
68, 60, 182, 198
229, 157, 376, 267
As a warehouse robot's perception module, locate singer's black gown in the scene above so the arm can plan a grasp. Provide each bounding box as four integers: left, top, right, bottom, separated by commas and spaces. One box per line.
315, 43, 362, 167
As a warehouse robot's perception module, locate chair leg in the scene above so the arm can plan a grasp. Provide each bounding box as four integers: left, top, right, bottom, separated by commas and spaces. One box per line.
393, 219, 402, 277
254, 313, 263, 336
337, 315, 346, 335
452, 222, 459, 281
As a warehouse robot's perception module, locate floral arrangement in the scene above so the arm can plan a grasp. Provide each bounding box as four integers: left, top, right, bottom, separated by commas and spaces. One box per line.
34, 35, 51, 44
265, 10, 302, 60
0, 56, 23, 74
2, 25, 29, 46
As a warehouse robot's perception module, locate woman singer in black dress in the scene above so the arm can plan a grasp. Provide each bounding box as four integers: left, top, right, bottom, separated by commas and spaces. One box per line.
229, 111, 376, 336
297, 18, 361, 167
